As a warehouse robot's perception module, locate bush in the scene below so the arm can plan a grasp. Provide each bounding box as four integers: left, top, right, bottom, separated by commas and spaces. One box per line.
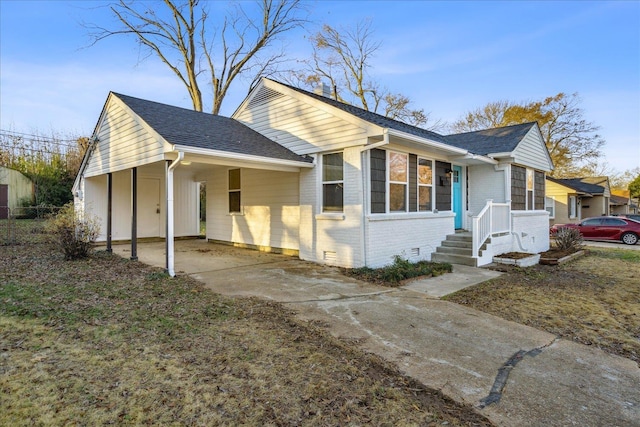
346, 255, 452, 286
553, 227, 584, 251
46, 203, 100, 260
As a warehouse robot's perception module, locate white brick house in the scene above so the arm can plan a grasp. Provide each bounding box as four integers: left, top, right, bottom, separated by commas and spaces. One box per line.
74, 78, 553, 275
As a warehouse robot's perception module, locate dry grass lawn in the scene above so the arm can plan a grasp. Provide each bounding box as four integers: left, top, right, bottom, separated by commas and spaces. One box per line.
0, 237, 491, 426
445, 248, 640, 364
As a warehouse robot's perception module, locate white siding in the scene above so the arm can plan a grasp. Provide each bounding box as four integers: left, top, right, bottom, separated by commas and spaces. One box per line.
84, 98, 167, 177
298, 147, 365, 268
234, 85, 373, 155
366, 214, 454, 268
468, 164, 507, 215
512, 127, 553, 172
173, 168, 201, 237
207, 168, 300, 251
83, 164, 199, 242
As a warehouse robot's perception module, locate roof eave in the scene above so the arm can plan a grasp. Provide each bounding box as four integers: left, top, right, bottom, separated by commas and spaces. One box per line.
172, 144, 315, 169
386, 128, 468, 155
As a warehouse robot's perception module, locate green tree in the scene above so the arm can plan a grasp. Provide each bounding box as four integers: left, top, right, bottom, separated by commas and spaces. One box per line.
629, 174, 640, 199
451, 93, 605, 177
0, 131, 88, 207
89, 0, 305, 114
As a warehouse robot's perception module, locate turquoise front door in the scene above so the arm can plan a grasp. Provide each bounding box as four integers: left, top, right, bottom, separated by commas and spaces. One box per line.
452, 165, 463, 229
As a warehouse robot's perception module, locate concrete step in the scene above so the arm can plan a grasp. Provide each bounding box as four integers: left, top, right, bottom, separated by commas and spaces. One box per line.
441, 240, 473, 249
431, 252, 478, 267
436, 246, 473, 256
444, 234, 472, 243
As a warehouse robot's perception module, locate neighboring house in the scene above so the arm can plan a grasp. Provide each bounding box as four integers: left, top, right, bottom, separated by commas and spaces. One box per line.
546, 176, 611, 225
74, 78, 553, 275
610, 189, 633, 215
0, 166, 33, 219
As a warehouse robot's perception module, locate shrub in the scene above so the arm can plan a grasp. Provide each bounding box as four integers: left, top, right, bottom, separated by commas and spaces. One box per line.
553, 227, 584, 251
46, 203, 100, 260
346, 255, 452, 286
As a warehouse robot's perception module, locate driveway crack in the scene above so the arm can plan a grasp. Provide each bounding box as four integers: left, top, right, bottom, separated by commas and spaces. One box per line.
478, 337, 559, 409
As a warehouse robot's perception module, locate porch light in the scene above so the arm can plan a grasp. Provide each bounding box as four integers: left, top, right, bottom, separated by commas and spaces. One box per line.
180, 160, 192, 166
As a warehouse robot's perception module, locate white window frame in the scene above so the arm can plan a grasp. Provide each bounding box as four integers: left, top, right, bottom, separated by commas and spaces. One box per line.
228, 168, 241, 214
526, 168, 534, 210
321, 152, 344, 213
568, 195, 577, 219
388, 151, 408, 213
417, 157, 434, 212
545, 196, 555, 219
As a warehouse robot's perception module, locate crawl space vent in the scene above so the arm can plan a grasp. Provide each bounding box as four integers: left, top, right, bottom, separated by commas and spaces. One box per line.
410, 248, 420, 257
323, 251, 337, 262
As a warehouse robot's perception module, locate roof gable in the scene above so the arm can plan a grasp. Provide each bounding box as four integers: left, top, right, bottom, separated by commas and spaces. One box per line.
444, 123, 536, 154
113, 93, 310, 164
546, 176, 605, 195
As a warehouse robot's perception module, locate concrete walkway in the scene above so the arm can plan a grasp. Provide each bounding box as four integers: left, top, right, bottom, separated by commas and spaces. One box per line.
113, 240, 640, 427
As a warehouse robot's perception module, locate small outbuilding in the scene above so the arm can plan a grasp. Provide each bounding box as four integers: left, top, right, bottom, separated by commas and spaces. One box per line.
0, 166, 34, 219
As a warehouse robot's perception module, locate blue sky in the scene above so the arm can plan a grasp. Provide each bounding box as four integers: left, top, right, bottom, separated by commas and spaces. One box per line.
1, 0, 638, 173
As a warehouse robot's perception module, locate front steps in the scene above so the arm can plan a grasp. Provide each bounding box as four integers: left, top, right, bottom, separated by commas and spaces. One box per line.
431, 232, 489, 267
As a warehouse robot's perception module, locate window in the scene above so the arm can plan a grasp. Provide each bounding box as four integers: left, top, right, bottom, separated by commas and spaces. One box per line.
389, 151, 408, 212
582, 218, 601, 226
228, 169, 241, 213
602, 218, 625, 226
322, 152, 343, 212
418, 158, 432, 211
568, 195, 577, 219
526, 168, 534, 210
545, 196, 555, 219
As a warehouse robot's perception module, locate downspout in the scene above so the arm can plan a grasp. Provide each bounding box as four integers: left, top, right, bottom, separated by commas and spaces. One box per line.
358, 129, 390, 267
166, 151, 184, 277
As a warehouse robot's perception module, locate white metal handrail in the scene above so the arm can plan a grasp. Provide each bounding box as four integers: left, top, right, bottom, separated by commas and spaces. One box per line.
471, 200, 511, 258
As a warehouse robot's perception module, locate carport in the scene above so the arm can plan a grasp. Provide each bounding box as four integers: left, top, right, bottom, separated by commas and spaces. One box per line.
73, 92, 312, 276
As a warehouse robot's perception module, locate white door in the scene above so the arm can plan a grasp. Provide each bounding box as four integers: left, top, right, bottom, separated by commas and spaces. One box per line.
138, 178, 161, 237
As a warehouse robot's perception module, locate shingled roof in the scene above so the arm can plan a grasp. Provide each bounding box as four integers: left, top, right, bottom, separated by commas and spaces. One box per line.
546, 176, 605, 195
273, 80, 449, 145
443, 122, 537, 155
270, 80, 541, 158
113, 92, 311, 164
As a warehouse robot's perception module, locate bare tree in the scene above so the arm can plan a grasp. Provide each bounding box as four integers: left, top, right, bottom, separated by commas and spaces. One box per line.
450, 93, 605, 177
298, 21, 441, 130
88, 0, 305, 114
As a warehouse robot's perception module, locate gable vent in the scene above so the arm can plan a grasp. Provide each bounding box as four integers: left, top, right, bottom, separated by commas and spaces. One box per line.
248, 87, 285, 109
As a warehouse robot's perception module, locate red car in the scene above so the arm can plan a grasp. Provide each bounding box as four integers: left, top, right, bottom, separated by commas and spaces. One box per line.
551, 216, 640, 245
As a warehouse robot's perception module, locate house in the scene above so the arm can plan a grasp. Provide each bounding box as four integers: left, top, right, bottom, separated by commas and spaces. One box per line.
545, 176, 611, 225
74, 78, 553, 276
610, 189, 634, 215
0, 166, 33, 219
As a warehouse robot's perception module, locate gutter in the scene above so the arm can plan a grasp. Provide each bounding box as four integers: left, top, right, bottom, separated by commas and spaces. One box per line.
173, 145, 314, 169
166, 151, 184, 277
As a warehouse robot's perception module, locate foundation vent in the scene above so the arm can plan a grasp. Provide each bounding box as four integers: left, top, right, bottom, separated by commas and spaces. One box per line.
410, 248, 420, 257
323, 251, 337, 262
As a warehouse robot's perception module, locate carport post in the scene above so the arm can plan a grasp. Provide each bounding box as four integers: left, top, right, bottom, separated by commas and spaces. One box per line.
130, 167, 138, 261
165, 152, 183, 277
106, 172, 112, 253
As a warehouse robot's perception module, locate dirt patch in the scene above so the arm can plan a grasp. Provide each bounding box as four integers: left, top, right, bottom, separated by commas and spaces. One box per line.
494, 252, 534, 260
445, 248, 640, 364
0, 242, 491, 426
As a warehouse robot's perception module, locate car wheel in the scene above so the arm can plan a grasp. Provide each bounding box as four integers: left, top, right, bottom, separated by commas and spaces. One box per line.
621, 232, 638, 245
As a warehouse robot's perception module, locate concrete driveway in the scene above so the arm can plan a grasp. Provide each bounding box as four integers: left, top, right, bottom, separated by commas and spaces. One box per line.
113, 239, 640, 427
